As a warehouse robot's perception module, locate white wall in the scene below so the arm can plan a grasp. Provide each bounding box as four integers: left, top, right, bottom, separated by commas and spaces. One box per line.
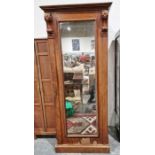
34, 0, 120, 126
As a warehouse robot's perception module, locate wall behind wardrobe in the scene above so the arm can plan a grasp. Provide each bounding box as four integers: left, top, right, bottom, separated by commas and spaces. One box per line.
34, 0, 120, 126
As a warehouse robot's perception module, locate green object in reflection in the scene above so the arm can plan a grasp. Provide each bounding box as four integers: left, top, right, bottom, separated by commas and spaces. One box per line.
65, 100, 74, 117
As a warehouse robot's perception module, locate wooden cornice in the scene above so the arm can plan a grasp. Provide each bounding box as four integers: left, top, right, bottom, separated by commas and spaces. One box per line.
40, 2, 112, 12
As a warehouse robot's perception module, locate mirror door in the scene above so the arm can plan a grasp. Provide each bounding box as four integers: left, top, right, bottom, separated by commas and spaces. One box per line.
59, 21, 98, 137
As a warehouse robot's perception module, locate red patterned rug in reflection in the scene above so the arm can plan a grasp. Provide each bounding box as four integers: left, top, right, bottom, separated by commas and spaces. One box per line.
67, 114, 97, 135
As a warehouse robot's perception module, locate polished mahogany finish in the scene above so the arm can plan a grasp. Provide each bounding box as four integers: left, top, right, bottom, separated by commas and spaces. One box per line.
41, 2, 112, 153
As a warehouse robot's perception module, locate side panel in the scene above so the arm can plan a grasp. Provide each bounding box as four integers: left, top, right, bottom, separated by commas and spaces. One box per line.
34, 45, 45, 135
34, 39, 56, 135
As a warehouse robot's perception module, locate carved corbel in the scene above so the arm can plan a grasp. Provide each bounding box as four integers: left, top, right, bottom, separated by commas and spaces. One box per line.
44, 13, 54, 38
101, 10, 108, 37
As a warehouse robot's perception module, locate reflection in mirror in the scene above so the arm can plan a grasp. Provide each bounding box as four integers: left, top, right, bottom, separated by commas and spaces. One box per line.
60, 21, 98, 136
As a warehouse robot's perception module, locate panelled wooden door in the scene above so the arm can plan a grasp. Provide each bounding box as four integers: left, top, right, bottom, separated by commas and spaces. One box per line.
34, 38, 56, 135
34, 50, 45, 134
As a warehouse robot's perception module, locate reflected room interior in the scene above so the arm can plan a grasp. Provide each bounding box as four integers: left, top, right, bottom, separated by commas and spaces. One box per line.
60, 21, 98, 136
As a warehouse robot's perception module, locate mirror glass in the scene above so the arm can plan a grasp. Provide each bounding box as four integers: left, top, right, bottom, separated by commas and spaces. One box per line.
60, 21, 98, 136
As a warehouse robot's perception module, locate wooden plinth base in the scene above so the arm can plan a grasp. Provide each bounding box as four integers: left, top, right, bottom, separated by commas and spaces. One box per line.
55, 144, 110, 153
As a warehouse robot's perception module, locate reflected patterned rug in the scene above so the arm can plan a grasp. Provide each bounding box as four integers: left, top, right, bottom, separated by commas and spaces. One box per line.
67, 114, 97, 135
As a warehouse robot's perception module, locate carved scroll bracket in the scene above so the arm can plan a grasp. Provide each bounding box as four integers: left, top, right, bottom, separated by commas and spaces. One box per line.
101, 10, 108, 37
44, 13, 54, 38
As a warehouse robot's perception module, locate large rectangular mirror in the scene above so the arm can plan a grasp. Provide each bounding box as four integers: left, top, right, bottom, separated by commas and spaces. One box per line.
59, 21, 98, 136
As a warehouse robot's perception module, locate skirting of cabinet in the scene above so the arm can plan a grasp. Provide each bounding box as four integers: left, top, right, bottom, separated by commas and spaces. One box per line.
35, 129, 56, 136
55, 144, 110, 153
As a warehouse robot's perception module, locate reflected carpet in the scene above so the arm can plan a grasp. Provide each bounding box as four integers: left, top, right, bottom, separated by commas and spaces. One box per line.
67, 114, 97, 135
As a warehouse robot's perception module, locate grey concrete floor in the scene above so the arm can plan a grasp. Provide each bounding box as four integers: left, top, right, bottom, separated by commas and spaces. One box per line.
34, 135, 120, 155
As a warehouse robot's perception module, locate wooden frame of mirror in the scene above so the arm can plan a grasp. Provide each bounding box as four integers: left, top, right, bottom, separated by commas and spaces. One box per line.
41, 2, 112, 153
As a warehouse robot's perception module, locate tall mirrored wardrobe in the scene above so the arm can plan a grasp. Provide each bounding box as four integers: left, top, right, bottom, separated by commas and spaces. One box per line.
41, 2, 112, 153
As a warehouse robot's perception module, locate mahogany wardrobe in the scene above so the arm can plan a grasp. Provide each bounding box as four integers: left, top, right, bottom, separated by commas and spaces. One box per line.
39, 2, 112, 153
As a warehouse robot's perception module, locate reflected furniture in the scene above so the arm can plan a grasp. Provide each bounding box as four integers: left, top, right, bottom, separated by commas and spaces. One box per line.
40, 2, 112, 153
